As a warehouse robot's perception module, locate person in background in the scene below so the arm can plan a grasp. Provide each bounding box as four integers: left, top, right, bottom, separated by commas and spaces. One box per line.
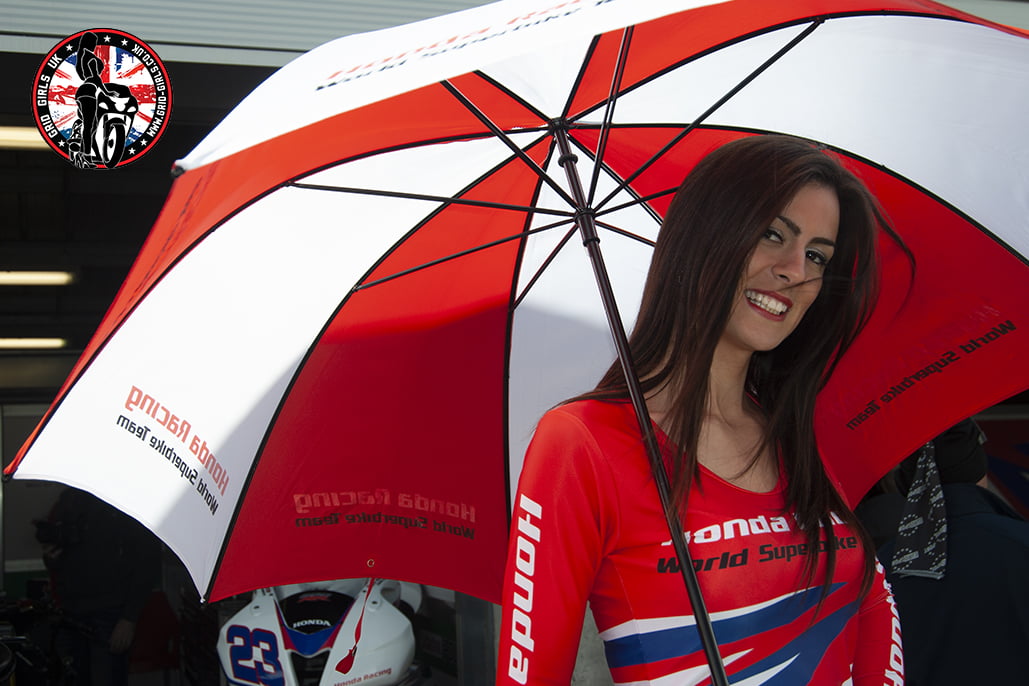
36, 486, 162, 686
866, 419, 1029, 685
497, 135, 906, 685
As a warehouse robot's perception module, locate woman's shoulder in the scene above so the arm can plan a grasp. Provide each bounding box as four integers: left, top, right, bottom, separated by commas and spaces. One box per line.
534, 398, 650, 459
543, 397, 634, 432
528, 398, 652, 488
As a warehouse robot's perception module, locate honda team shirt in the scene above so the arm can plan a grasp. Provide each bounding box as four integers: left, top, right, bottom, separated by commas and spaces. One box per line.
498, 399, 902, 685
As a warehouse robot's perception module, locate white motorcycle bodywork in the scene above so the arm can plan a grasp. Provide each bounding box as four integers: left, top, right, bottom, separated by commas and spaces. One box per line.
218, 578, 423, 686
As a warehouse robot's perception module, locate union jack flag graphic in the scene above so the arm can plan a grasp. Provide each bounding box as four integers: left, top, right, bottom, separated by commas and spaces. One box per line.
33, 29, 171, 167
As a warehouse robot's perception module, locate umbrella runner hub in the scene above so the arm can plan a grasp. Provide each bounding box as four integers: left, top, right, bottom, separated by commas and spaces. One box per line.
550, 119, 581, 170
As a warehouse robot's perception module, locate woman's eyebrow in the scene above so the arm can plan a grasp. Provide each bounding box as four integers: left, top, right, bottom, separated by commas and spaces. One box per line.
776, 215, 837, 248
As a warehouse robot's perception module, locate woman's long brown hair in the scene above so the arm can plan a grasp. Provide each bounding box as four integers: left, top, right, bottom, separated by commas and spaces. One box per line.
582, 134, 908, 601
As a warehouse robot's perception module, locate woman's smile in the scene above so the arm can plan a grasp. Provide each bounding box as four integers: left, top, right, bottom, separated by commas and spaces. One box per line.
744, 289, 793, 319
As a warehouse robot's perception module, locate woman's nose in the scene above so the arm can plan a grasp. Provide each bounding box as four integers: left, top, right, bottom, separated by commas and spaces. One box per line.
774, 248, 807, 284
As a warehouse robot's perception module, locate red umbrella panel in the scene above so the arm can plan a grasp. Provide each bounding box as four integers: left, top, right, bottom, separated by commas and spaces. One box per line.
7, 0, 1029, 604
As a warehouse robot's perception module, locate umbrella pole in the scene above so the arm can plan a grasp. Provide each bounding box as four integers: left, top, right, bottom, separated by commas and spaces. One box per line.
552, 125, 730, 686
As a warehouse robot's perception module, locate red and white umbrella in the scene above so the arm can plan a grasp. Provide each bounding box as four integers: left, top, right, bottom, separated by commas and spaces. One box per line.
7, 0, 1029, 608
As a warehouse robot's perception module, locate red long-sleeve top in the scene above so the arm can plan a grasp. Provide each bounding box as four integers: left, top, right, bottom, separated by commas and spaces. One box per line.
498, 399, 902, 685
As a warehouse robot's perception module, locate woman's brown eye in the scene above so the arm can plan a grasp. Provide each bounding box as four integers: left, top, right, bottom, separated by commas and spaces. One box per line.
806, 249, 829, 267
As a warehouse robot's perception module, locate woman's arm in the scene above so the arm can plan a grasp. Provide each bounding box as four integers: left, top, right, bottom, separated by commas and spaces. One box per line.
851, 560, 904, 685
496, 408, 613, 685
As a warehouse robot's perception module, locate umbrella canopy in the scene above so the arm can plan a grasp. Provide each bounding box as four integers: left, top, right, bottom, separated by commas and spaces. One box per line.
7, 0, 1029, 605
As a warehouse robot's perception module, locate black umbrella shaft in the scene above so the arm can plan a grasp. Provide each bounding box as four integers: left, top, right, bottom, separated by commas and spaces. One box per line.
551, 125, 730, 686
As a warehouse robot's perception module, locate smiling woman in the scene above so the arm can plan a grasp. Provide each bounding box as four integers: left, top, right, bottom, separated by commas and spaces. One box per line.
498, 135, 908, 685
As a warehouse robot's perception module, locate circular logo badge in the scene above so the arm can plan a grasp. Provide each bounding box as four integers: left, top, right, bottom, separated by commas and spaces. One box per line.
32, 29, 172, 169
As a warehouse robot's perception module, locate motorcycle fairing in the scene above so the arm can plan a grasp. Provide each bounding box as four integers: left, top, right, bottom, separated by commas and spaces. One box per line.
218, 579, 420, 686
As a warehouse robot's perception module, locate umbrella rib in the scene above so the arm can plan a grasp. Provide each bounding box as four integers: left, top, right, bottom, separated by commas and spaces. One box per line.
592, 17, 825, 213
288, 180, 573, 218
586, 26, 633, 208
594, 219, 656, 248
466, 70, 552, 123
440, 79, 579, 209
354, 218, 576, 292
565, 132, 671, 228
511, 225, 580, 310
594, 184, 678, 221
509, 220, 656, 314
559, 33, 600, 124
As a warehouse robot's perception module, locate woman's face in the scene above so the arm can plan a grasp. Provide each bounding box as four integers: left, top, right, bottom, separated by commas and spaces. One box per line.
720, 182, 840, 356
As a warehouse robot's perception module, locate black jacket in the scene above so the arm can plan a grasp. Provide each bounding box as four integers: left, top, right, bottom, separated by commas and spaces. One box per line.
875, 484, 1029, 685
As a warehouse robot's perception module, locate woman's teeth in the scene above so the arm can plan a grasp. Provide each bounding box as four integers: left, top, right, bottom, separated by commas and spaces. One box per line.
745, 290, 788, 315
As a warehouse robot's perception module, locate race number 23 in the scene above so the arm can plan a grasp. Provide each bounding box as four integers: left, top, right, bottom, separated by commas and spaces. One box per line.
226, 625, 285, 685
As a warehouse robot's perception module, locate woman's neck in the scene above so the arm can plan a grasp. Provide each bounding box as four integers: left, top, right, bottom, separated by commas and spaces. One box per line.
644, 347, 752, 422
646, 350, 777, 492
